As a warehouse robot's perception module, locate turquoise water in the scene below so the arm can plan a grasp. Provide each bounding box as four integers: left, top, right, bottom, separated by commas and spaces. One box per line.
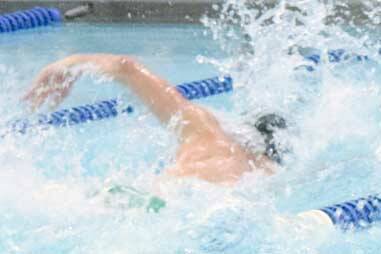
2, 2, 381, 253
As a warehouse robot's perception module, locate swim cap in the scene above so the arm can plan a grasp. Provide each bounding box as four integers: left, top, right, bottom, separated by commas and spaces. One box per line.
254, 114, 287, 163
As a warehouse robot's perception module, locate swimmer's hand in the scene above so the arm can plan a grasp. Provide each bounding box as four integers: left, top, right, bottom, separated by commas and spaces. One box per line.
22, 57, 80, 111
23, 54, 133, 111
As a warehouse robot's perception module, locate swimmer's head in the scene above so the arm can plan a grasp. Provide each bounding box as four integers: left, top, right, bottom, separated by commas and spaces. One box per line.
254, 114, 287, 138
248, 113, 288, 163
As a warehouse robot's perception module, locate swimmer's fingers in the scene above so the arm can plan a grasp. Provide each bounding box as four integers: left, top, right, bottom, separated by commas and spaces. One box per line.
22, 64, 59, 103
23, 67, 76, 110
23, 85, 50, 111
22, 70, 51, 102
30, 90, 51, 112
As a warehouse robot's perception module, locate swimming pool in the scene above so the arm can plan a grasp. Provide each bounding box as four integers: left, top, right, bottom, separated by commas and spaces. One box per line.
2, 2, 381, 253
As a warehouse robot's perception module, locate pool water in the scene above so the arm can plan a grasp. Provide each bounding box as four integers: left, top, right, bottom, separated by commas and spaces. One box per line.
2, 1, 381, 253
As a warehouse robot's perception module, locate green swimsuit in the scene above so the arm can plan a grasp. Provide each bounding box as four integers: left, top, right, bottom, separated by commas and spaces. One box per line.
104, 184, 166, 213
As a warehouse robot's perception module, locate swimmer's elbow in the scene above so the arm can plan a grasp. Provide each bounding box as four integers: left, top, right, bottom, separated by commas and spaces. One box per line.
114, 55, 140, 75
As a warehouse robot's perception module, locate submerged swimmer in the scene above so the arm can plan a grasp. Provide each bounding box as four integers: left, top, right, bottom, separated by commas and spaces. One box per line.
23, 54, 286, 185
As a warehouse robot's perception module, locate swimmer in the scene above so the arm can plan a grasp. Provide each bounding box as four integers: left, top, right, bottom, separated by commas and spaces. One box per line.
23, 54, 286, 185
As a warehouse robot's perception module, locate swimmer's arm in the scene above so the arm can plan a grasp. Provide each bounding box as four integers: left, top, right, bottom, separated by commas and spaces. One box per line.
24, 54, 222, 139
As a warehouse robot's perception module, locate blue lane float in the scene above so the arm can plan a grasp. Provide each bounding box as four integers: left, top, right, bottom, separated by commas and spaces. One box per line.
6, 99, 133, 136
0, 7, 61, 33
300, 195, 381, 231
3, 76, 233, 136
302, 49, 372, 72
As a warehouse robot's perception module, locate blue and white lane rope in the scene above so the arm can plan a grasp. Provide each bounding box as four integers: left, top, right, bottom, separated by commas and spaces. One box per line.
302, 49, 372, 72
299, 195, 381, 231
0, 7, 61, 33
306, 49, 369, 64
4, 76, 233, 136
